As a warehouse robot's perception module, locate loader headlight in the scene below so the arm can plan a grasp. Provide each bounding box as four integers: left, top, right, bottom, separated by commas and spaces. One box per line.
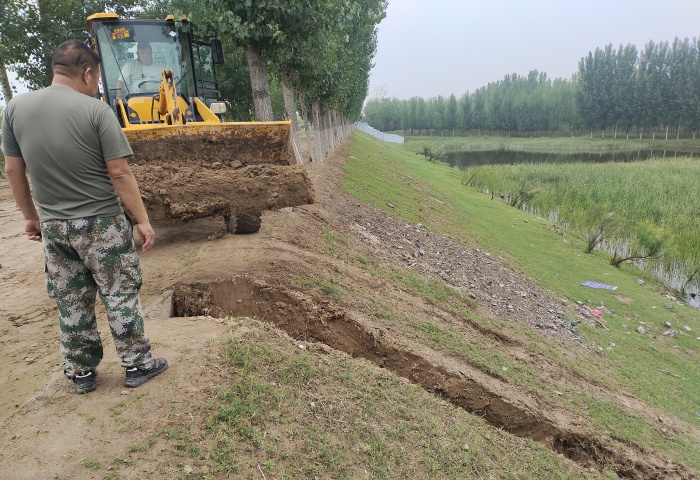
210, 102, 227, 114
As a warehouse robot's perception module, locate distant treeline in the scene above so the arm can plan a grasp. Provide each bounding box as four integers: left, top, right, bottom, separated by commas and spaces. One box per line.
365, 38, 700, 139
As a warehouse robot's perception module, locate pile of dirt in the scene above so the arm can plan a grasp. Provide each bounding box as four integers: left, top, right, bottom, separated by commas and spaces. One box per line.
128, 125, 314, 221
132, 162, 314, 221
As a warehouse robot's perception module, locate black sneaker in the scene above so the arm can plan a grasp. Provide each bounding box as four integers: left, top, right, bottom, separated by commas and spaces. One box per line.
124, 358, 168, 388
73, 371, 97, 394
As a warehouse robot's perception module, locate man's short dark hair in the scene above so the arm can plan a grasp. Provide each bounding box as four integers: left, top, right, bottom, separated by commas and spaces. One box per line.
51, 40, 101, 78
137, 41, 152, 51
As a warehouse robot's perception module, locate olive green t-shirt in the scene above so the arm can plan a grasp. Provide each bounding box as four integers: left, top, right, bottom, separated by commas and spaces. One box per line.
1, 86, 133, 221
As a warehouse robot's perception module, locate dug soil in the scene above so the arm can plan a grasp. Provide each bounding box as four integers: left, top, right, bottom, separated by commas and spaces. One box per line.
0, 137, 696, 479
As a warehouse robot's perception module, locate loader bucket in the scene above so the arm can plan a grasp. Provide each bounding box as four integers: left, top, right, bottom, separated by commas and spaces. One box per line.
124, 121, 314, 222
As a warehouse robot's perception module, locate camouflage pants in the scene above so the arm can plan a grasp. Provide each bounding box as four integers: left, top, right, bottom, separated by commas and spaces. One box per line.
42, 214, 154, 377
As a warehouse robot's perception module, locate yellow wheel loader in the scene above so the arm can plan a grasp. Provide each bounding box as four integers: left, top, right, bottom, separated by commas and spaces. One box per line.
84, 13, 313, 233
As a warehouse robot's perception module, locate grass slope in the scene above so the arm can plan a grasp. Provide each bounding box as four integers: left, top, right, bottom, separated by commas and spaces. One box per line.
343, 131, 700, 473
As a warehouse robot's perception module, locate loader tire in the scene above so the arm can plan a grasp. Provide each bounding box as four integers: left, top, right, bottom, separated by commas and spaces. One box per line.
224, 212, 262, 234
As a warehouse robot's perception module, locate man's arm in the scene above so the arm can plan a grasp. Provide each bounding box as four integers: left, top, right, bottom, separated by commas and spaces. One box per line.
116, 79, 125, 99
106, 157, 155, 251
116, 61, 133, 99
5, 155, 41, 241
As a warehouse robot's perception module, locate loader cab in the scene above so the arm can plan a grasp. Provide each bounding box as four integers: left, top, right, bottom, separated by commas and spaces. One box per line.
87, 13, 223, 125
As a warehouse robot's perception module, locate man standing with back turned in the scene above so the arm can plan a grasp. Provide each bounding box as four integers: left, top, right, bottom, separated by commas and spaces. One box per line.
2, 40, 167, 394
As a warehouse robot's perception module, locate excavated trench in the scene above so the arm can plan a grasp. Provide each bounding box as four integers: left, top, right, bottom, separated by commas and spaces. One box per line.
171, 276, 688, 480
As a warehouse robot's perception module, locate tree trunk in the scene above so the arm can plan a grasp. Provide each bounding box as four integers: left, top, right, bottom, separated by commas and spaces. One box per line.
329, 110, 336, 151
0, 65, 13, 102
298, 94, 314, 164
323, 108, 331, 156
245, 43, 273, 121
312, 100, 323, 164
280, 74, 302, 164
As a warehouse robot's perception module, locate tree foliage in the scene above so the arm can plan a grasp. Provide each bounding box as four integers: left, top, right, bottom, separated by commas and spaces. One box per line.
174, 0, 385, 121
1, 0, 142, 90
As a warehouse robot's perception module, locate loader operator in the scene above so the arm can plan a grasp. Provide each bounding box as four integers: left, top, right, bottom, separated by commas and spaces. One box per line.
116, 41, 165, 98
2, 40, 168, 394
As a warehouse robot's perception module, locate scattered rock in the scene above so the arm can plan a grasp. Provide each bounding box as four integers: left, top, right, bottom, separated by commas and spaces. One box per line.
663, 330, 677, 337
663, 322, 672, 327
338, 198, 596, 347
636, 326, 646, 335
682, 325, 692, 332
636, 279, 644, 285
664, 303, 675, 310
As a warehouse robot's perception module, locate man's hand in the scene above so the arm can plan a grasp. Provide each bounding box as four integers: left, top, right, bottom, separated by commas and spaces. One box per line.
136, 222, 155, 251
24, 219, 42, 241
6, 155, 41, 240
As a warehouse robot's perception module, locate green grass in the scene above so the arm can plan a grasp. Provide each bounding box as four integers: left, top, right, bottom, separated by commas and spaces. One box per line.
322, 227, 347, 255
298, 275, 344, 297
378, 266, 474, 310
192, 322, 599, 479
464, 158, 700, 272
343, 131, 700, 472
81, 459, 101, 469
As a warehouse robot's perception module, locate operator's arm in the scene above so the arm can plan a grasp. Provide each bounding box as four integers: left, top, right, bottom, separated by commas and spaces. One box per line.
106, 157, 155, 251
116, 61, 133, 99
5, 155, 41, 241
116, 79, 125, 99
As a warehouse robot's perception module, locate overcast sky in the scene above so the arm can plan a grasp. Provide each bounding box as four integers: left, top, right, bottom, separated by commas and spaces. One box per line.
368, 0, 700, 100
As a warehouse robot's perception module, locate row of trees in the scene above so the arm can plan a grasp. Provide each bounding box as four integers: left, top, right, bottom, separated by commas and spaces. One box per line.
365, 70, 578, 135
365, 38, 700, 139
577, 38, 700, 139
0, 0, 387, 164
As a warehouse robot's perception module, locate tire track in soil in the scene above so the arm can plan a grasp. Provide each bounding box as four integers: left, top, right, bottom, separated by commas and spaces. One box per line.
172, 276, 692, 480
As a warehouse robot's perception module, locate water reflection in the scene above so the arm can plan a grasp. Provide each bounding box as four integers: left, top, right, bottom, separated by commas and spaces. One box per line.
445, 149, 694, 168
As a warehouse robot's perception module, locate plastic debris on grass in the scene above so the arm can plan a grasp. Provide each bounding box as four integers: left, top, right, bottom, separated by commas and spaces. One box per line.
582, 280, 617, 291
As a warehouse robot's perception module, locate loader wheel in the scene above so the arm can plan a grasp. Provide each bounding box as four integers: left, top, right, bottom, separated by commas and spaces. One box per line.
224, 212, 262, 234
